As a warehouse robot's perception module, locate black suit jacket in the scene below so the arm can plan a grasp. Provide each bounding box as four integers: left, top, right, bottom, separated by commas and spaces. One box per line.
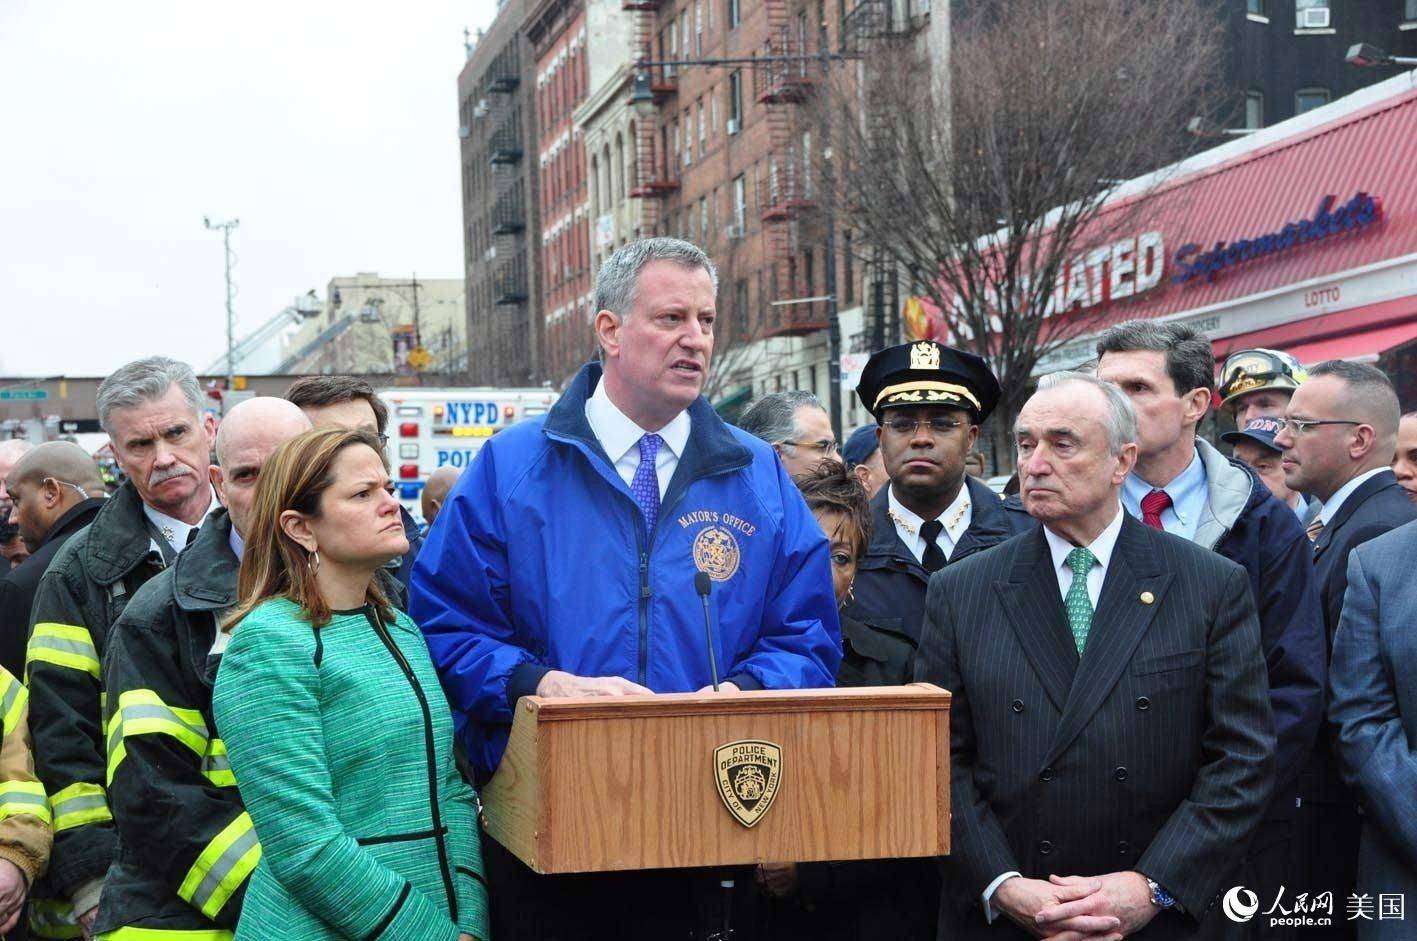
1304, 468, 1417, 806
0, 498, 105, 677
1312, 470, 1417, 647
914, 515, 1275, 939
844, 476, 1019, 650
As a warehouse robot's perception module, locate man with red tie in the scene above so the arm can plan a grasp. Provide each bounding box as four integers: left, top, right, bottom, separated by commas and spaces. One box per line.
1096, 319, 1325, 940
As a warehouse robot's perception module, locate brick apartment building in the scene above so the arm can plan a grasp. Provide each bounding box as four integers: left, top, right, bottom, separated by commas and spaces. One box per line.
529, 0, 596, 384
459, 0, 544, 387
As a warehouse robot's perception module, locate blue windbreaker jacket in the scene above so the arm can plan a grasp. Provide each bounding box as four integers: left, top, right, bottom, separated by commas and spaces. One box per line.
409, 363, 842, 777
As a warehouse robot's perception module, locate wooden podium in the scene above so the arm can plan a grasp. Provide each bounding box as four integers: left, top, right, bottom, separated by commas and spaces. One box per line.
480, 683, 950, 874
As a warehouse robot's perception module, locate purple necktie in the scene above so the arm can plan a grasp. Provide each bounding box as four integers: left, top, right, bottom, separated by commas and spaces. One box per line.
631, 434, 663, 536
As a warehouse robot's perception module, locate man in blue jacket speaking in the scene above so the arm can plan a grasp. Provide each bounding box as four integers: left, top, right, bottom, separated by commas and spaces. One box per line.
409, 236, 841, 936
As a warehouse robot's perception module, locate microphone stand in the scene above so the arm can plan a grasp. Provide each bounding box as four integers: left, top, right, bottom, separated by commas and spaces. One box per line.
695, 572, 732, 938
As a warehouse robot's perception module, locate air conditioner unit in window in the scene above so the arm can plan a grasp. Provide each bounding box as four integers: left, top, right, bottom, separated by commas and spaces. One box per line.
1299, 6, 1330, 28
727, 118, 740, 135
724, 223, 744, 240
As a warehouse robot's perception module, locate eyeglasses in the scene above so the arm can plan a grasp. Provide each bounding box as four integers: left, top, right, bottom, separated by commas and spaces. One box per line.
1274, 418, 1361, 436
779, 439, 840, 456
883, 417, 966, 436
376, 433, 390, 449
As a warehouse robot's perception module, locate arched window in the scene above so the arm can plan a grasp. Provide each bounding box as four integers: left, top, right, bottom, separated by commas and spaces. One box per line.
627, 120, 638, 193
614, 133, 625, 204
602, 144, 613, 205
589, 153, 600, 214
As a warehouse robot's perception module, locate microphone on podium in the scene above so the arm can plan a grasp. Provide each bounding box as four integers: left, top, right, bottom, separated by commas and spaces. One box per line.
694, 571, 721, 692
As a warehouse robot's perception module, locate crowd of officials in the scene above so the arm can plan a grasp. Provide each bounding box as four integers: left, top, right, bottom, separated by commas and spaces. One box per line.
0, 236, 1415, 941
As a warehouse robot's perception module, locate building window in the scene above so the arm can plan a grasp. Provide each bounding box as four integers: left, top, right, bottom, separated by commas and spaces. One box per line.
1295, 86, 1330, 113
666, 18, 677, 76
728, 0, 740, 29
1245, 89, 1265, 129
697, 100, 707, 157
1408, 0, 1417, 21
733, 175, 746, 229
728, 71, 743, 129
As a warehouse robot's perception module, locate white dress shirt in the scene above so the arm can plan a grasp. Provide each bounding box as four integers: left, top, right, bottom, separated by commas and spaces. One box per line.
1042, 503, 1125, 607
982, 503, 1125, 922
143, 487, 218, 557
584, 377, 691, 499
1318, 466, 1389, 528
887, 483, 973, 565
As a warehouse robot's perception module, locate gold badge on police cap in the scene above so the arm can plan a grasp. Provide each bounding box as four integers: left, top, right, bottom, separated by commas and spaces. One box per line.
714, 740, 783, 828
693, 526, 741, 582
910, 341, 941, 371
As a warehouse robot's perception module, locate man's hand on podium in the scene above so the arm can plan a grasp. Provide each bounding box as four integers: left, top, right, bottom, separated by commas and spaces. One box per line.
696, 682, 740, 693
535, 670, 653, 697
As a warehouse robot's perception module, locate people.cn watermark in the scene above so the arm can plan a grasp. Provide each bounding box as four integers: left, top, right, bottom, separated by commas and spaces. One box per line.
1224, 886, 1405, 928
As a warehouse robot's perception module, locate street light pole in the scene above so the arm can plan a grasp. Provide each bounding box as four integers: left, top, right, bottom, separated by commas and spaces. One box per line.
819, 22, 843, 444
202, 216, 239, 396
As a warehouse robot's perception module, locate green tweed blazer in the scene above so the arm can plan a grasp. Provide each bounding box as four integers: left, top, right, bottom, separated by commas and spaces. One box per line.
212, 598, 489, 941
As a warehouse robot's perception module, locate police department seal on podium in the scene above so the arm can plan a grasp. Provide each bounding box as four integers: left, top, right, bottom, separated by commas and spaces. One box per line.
714, 740, 782, 828
693, 526, 741, 582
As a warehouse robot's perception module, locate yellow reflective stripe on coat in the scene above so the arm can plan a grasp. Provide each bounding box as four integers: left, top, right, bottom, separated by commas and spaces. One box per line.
0, 780, 52, 825
50, 781, 112, 831
26, 623, 100, 679
178, 811, 261, 920
201, 738, 235, 788
107, 689, 210, 782
29, 897, 82, 939
97, 929, 233, 940
0, 671, 27, 738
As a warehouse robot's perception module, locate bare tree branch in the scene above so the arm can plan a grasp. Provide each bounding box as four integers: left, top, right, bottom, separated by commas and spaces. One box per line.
812, 0, 1226, 436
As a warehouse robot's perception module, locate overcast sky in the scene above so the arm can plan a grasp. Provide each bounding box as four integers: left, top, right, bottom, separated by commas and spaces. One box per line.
0, 0, 500, 377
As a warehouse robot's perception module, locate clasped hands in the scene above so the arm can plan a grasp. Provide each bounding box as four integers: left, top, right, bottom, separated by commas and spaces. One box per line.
535, 670, 738, 697
994, 871, 1158, 941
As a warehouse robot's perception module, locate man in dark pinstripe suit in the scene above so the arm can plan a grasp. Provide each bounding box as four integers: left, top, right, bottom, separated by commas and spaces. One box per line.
916, 372, 1276, 940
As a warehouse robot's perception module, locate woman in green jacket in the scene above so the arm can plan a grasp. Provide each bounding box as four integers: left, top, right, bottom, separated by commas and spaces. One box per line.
213, 428, 489, 941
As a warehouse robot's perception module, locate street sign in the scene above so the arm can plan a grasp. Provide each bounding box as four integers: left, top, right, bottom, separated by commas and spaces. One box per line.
0, 389, 47, 401
408, 347, 432, 371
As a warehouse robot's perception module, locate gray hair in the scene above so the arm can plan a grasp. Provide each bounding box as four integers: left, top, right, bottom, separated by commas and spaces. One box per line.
96, 356, 202, 436
1034, 371, 1138, 455
738, 391, 825, 447
1095, 318, 1214, 396
594, 237, 719, 317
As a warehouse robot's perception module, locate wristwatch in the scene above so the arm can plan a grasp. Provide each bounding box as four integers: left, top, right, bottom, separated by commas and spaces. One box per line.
1146, 877, 1177, 911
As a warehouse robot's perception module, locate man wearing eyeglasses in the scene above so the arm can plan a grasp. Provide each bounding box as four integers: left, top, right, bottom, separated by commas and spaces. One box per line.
1274, 360, 1416, 916
846, 340, 1016, 651
0, 442, 107, 681
737, 390, 841, 479
839, 340, 1016, 939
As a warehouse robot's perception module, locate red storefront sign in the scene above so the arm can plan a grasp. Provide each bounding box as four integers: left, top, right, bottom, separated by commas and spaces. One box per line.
916, 75, 1417, 365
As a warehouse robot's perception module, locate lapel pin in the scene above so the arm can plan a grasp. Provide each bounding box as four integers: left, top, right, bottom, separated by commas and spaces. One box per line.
1139, 591, 1155, 605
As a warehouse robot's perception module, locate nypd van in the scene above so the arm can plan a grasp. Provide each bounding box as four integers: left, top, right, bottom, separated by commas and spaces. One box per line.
377, 387, 557, 513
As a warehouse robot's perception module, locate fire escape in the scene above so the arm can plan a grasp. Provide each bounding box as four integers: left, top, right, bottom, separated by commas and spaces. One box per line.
624, 0, 677, 232
755, 0, 822, 337
486, 44, 528, 309
841, 0, 927, 350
